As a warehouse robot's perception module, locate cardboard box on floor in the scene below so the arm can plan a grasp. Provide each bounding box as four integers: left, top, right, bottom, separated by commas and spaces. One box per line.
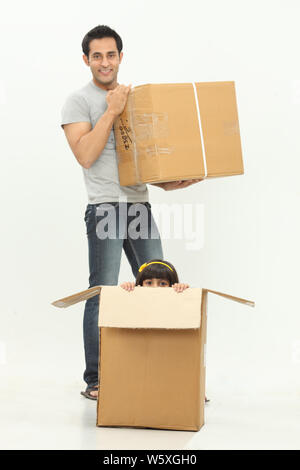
52, 286, 254, 432
114, 81, 244, 186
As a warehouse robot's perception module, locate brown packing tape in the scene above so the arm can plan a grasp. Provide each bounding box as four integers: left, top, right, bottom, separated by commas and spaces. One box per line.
127, 90, 140, 184
131, 85, 176, 184
147, 83, 205, 183
135, 112, 169, 142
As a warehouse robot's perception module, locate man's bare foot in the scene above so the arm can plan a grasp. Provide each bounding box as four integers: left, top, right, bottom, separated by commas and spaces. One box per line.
80, 384, 99, 400
89, 388, 98, 398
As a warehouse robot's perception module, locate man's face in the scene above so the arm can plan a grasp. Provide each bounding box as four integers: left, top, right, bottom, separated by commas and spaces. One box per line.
83, 37, 123, 90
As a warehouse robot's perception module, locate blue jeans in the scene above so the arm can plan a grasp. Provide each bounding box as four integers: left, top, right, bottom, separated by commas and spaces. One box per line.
83, 201, 163, 389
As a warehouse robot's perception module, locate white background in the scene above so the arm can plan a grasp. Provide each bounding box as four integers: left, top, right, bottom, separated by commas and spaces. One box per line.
0, 0, 299, 450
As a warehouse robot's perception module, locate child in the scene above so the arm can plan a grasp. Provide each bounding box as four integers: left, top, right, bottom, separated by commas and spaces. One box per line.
82, 259, 186, 401
121, 259, 189, 292
83, 260, 209, 402
121, 259, 210, 403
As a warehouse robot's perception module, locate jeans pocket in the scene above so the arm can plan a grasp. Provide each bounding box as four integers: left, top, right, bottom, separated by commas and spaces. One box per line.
84, 205, 93, 220
84, 205, 95, 235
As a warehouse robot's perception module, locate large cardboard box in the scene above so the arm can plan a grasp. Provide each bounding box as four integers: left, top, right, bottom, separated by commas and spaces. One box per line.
114, 81, 244, 186
52, 286, 254, 431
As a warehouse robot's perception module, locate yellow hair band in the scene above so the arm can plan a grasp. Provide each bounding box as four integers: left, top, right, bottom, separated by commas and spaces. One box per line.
138, 261, 173, 273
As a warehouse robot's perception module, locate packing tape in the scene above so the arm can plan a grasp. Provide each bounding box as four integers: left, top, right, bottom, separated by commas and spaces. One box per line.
192, 83, 207, 177
128, 84, 207, 183
127, 91, 141, 184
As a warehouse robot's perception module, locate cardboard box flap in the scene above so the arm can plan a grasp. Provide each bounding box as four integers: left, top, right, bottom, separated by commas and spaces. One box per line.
98, 286, 202, 329
51, 286, 101, 308
204, 288, 255, 307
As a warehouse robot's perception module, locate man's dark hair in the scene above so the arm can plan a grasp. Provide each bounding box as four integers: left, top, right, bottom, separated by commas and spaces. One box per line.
135, 259, 179, 287
82, 25, 123, 58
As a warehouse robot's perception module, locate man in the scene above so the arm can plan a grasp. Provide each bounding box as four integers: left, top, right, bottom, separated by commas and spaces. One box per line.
61, 25, 201, 400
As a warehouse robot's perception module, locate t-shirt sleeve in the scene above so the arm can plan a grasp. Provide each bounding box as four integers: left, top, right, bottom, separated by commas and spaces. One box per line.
60, 93, 91, 129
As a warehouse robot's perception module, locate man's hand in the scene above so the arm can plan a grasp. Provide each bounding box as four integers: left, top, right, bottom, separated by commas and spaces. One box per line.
63, 84, 131, 169
152, 179, 204, 191
106, 84, 132, 118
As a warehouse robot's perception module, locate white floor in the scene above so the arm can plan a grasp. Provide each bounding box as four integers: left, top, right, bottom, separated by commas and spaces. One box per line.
1, 367, 299, 450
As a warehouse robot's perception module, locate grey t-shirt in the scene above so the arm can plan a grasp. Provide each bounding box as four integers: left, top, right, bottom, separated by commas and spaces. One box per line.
61, 79, 149, 204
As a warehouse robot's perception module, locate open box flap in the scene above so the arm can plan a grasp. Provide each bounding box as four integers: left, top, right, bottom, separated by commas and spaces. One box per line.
51, 286, 101, 308
98, 286, 202, 329
51, 285, 254, 320
204, 288, 255, 307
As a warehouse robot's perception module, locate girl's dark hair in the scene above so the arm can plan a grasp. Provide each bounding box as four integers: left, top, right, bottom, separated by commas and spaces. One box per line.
135, 259, 179, 287
82, 25, 123, 58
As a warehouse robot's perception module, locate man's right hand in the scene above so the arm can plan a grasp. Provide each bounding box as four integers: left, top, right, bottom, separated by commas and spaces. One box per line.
106, 84, 132, 117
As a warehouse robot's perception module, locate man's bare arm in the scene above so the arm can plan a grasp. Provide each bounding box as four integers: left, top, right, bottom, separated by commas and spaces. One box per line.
63, 109, 117, 169
63, 84, 131, 169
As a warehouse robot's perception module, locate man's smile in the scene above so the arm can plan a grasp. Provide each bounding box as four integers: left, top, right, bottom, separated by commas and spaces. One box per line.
99, 69, 112, 76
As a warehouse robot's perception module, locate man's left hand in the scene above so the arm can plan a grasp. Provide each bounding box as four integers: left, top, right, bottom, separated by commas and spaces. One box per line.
152, 179, 204, 191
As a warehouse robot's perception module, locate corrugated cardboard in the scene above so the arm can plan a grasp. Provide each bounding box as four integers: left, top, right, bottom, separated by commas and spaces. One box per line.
114, 81, 243, 186
52, 286, 254, 432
